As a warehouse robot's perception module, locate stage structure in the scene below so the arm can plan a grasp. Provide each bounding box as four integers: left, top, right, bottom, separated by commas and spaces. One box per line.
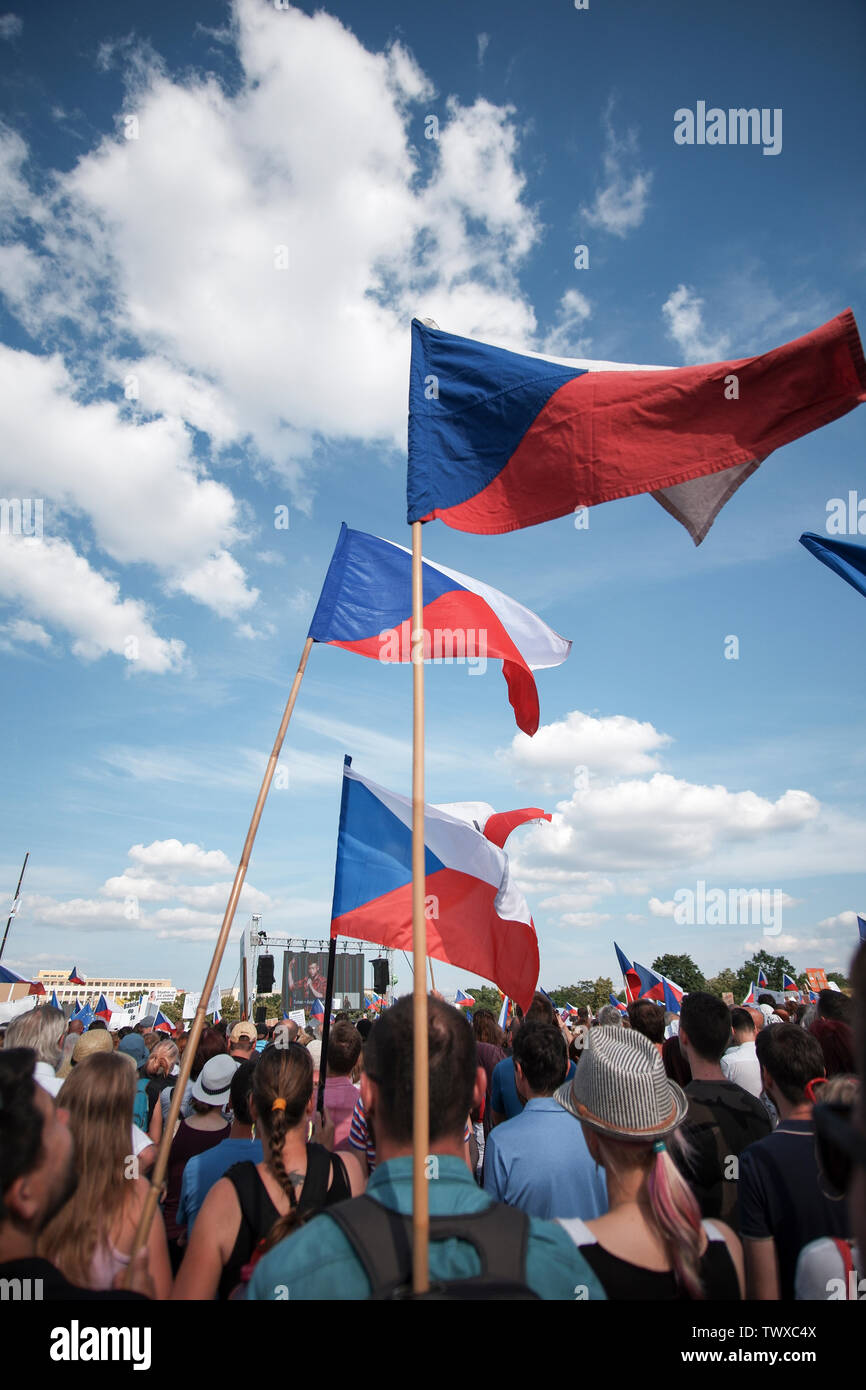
238, 916, 393, 1020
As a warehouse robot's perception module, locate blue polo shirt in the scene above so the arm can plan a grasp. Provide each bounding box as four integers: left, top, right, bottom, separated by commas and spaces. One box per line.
246, 1155, 606, 1301
482, 1097, 608, 1221
177, 1136, 264, 1232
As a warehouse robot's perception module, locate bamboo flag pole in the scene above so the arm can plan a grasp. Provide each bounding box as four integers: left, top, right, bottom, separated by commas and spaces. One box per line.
123, 636, 315, 1282
410, 519, 430, 1294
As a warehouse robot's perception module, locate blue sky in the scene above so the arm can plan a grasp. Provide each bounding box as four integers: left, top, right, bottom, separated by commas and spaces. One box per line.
0, 0, 864, 1002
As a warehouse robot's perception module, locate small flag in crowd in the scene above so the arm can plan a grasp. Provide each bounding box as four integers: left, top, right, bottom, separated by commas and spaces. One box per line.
50, 990, 59, 1009
799, 533, 866, 601
455, 989, 476, 1008
68, 965, 86, 985
310, 998, 325, 1021
609, 994, 628, 1015
309, 524, 571, 736
497, 994, 512, 1030
407, 312, 866, 545
330, 758, 539, 1011
614, 943, 641, 1003
152, 1010, 173, 1033
783, 972, 800, 994
742, 982, 757, 1005
757, 968, 769, 989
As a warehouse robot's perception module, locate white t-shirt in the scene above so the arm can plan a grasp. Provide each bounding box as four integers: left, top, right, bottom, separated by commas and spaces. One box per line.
721, 1040, 762, 1098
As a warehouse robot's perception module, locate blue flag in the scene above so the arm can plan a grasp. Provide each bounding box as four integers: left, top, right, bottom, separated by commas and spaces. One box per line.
799, 532, 866, 600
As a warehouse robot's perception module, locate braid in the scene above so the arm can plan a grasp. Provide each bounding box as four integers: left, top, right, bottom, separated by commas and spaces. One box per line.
252, 1044, 313, 1255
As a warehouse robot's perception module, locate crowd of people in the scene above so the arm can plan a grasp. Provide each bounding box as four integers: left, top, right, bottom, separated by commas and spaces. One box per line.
1, 948, 864, 1302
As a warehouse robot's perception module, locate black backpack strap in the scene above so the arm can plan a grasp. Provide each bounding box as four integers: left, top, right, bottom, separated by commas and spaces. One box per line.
224, 1162, 280, 1243
297, 1144, 332, 1216
326, 1197, 531, 1295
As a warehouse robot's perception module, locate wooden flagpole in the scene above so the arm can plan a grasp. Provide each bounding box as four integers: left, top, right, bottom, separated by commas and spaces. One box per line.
123, 635, 314, 1281
410, 519, 430, 1294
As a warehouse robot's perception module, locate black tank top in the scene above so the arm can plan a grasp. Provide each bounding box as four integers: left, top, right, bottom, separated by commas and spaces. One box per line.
218, 1146, 351, 1299
559, 1217, 741, 1300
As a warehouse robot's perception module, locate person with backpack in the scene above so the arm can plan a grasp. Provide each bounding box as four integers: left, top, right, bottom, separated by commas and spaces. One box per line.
245, 996, 608, 1301
172, 1042, 365, 1299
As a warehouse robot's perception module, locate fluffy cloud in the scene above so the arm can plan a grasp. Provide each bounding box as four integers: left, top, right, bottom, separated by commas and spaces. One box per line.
0, 537, 185, 673
0, 0, 543, 662
580, 100, 652, 238
501, 710, 673, 791
662, 285, 731, 363
541, 289, 593, 357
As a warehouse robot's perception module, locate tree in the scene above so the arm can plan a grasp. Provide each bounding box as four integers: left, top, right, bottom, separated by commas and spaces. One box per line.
465, 986, 503, 1014
826, 971, 850, 991
651, 954, 706, 994
735, 950, 797, 999
589, 977, 614, 1014
706, 968, 739, 999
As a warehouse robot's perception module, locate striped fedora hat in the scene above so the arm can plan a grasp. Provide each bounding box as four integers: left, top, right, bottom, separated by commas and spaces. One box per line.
555, 1025, 687, 1141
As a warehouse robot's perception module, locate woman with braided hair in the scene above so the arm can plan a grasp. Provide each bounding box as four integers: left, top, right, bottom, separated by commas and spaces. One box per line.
173, 1042, 365, 1299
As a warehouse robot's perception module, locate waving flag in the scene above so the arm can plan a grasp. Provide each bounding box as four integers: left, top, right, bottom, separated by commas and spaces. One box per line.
49, 989, 59, 1009
0, 962, 44, 995
407, 312, 866, 545
631, 960, 685, 1007
152, 1009, 173, 1034
94, 993, 111, 1022
757, 968, 769, 989
609, 994, 628, 1015
72, 1002, 94, 1028
662, 979, 683, 1015
433, 802, 551, 848
309, 524, 570, 736
859, 916, 866, 943
783, 972, 800, 994
799, 533, 866, 600
455, 989, 476, 1008
497, 994, 512, 1030
614, 943, 641, 1003
68, 965, 86, 986
330, 758, 539, 1011
742, 981, 757, 1005
310, 998, 325, 1022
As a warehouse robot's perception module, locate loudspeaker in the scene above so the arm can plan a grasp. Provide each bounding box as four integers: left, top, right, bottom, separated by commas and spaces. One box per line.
254, 1005, 266, 1025
372, 958, 389, 994
256, 954, 275, 993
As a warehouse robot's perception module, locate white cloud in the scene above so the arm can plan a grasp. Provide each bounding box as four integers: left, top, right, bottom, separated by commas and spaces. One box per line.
649, 897, 676, 917
501, 709, 673, 791
541, 289, 592, 356
662, 285, 731, 363
168, 551, 259, 619
0, 536, 185, 673
580, 99, 652, 238
819, 910, 862, 931
127, 840, 234, 876
1, 617, 51, 648
0, 14, 22, 41
477, 33, 490, 67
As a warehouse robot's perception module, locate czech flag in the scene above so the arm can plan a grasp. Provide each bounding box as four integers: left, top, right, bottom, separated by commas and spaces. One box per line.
757, 968, 769, 989
742, 981, 757, 1005
407, 312, 866, 546
455, 989, 476, 1008
662, 979, 683, 1015
94, 993, 112, 1023
330, 758, 539, 1012
783, 972, 801, 994
50, 989, 59, 1009
432, 801, 551, 848
310, 998, 325, 1022
0, 962, 44, 995
614, 943, 641, 1003
68, 965, 86, 986
799, 533, 866, 601
497, 994, 513, 1030
308, 523, 570, 736
609, 994, 628, 1015
152, 1010, 173, 1034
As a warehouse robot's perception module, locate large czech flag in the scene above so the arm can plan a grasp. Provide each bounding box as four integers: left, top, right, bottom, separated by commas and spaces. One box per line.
407, 312, 866, 545
330, 758, 539, 1011
614, 943, 641, 1003
309, 524, 570, 736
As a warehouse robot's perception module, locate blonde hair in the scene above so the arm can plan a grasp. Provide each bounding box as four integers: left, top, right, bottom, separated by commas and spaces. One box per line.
38, 1052, 138, 1287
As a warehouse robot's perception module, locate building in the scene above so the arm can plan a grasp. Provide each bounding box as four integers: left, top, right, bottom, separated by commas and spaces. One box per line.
36, 971, 175, 1007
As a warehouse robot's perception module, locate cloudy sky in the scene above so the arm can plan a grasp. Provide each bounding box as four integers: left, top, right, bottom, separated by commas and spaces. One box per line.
1, 0, 864, 1000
